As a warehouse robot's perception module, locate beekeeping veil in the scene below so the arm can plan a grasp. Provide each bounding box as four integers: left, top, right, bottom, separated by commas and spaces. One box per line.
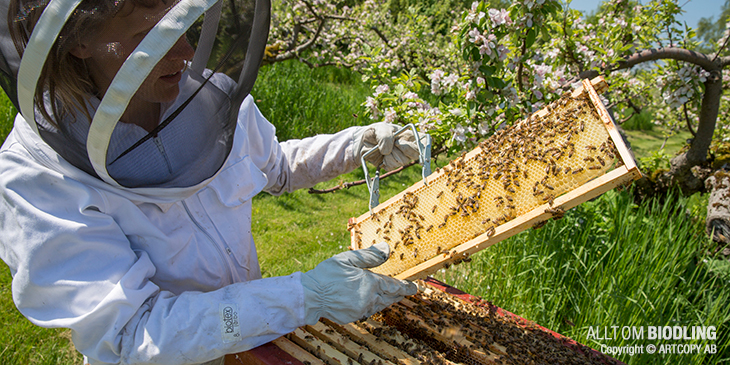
0, 0, 270, 190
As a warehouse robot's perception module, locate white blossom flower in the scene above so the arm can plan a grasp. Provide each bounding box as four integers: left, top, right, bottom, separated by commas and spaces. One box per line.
497, 44, 509, 60
443, 74, 459, 88
365, 97, 380, 119
384, 108, 397, 123
452, 124, 467, 143
699, 69, 710, 83
466, 89, 477, 101
403, 91, 419, 100
488, 8, 512, 26
468, 28, 481, 43
374, 84, 390, 96
478, 121, 490, 135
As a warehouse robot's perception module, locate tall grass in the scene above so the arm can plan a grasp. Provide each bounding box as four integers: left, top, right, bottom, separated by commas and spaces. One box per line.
251, 60, 372, 141
434, 189, 730, 364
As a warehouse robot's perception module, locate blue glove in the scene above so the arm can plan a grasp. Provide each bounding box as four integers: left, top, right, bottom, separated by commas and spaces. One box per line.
353, 123, 422, 171
301, 242, 417, 325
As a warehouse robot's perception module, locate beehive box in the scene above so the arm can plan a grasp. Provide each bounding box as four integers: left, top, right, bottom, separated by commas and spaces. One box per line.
231, 278, 624, 365
348, 77, 641, 280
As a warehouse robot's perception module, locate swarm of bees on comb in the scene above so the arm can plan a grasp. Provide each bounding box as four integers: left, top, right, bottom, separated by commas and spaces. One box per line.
348, 77, 640, 280
275, 279, 622, 365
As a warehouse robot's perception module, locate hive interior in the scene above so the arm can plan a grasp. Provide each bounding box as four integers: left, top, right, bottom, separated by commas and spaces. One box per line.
349, 79, 633, 279
278, 279, 621, 365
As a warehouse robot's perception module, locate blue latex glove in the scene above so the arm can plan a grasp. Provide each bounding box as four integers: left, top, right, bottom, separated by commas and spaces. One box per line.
353, 123, 421, 171
301, 242, 417, 325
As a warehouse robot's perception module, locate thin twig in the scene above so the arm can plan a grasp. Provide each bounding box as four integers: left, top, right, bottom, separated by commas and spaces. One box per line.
308, 160, 419, 194
683, 103, 697, 137
712, 32, 730, 63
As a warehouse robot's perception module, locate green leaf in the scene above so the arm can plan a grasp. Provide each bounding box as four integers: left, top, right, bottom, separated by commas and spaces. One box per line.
526, 28, 537, 48
479, 65, 496, 77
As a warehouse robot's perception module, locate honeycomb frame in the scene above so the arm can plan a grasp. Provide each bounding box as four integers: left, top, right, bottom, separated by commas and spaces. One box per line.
348, 77, 642, 280
266, 279, 622, 365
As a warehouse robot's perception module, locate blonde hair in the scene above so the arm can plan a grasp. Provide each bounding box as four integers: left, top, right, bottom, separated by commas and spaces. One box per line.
8, 0, 163, 127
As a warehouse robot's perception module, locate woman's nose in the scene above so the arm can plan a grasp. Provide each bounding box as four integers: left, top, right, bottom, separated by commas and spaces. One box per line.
167, 35, 195, 61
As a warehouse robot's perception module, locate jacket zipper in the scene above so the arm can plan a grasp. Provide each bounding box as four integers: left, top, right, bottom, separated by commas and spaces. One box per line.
182, 200, 235, 284
152, 136, 174, 174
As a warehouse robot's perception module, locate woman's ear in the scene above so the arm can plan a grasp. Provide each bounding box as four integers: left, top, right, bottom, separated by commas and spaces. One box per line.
69, 43, 92, 59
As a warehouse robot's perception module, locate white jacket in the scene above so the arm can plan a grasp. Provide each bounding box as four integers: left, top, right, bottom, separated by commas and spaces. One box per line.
0, 95, 362, 364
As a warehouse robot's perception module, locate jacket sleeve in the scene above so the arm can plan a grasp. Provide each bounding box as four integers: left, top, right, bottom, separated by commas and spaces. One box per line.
237, 96, 363, 195
0, 143, 306, 364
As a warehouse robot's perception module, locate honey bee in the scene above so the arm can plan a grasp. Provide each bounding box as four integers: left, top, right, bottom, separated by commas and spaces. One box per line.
482, 218, 491, 225
596, 156, 605, 166
572, 167, 584, 174
426, 224, 434, 232
400, 253, 405, 260
376, 228, 382, 234
486, 226, 496, 238
588, 165, 602, 170
414, 248, 418, 258
583, 157, 594, 162
545, 194, 555, 205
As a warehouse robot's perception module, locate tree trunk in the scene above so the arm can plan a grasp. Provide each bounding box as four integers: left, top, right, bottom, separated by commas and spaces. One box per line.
706, 171, 730, 245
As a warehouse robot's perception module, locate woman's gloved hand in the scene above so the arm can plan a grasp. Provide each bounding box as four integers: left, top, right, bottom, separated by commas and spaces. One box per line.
301, 242, 417, 325
353, 123, 422, 171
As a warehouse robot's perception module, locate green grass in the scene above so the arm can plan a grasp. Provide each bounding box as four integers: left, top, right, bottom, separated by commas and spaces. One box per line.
0, 266, 81, 365
432, 189, 730, 364
251, 60, 373, 142
1, 61, 728, 364
624, 127, 692, 162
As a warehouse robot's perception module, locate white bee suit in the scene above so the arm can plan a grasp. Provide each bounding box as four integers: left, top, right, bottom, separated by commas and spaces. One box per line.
0, 87, 364, 364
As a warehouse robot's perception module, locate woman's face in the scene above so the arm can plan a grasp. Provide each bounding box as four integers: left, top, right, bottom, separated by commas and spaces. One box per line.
73, 0, 195, 105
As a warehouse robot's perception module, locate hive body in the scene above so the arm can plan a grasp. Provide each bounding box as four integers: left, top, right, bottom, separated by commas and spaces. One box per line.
349, 77, 641, 280
275, 279, 622, 365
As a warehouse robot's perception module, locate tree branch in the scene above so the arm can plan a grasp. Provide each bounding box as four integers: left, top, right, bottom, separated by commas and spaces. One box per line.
721, 56, 730, 68
369, 25, 393, 48
614, 47, 720, 73
516, 36, 528, 93
683, 103, 697, 137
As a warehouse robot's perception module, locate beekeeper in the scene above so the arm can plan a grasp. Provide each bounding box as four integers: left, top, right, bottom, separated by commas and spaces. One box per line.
0, 0, 420, 364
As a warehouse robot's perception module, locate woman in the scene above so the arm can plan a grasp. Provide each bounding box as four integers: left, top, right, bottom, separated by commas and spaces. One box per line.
0, 0, 420, 364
